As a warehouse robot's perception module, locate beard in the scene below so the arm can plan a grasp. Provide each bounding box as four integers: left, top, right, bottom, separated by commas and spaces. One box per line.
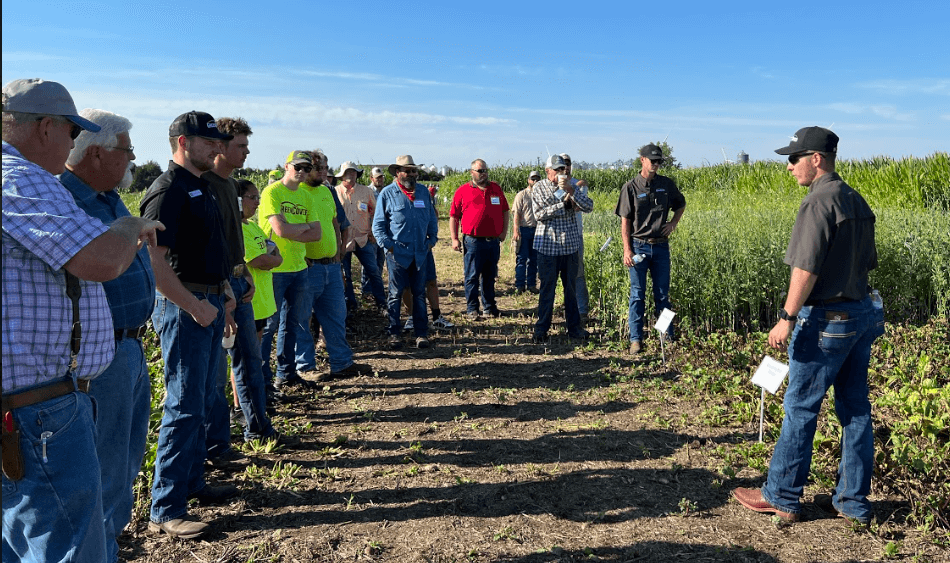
402, 176, 416, 190
118, 165, 134, 190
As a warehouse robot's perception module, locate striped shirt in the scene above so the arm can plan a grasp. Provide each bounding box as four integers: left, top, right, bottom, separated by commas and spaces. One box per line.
60, 170, 156, 330
530, 178, 593, 256
2, 142, 115, 392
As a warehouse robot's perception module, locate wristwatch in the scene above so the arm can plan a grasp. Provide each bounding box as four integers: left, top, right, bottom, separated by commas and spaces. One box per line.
779, 308, 797, 322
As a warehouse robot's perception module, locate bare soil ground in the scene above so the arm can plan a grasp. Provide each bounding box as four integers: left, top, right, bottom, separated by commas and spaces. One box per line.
122, 235, 944, 563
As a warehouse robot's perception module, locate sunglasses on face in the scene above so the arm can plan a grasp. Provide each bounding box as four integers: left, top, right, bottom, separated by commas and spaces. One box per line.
472, 169, 488, 174
39, 116, 82, 139
293, 164, 313, 172
788, 152, 816, 165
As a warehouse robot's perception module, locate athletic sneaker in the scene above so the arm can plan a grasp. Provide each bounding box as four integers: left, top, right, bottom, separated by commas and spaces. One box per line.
403, 317, 414, 332
431, 315, 455, 330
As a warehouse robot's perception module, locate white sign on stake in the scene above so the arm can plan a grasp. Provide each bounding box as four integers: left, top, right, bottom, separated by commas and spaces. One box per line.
654, 308, 675, 334
751, 355, 790, 394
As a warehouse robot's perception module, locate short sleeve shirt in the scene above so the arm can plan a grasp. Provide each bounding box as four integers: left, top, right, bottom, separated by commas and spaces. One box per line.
2, 142, 115, 390
785, 172, 877, 301
615, 173, 685, 239
242, 220, 277, 320
450, 181, 509, 237
335, 183, 376, 248
512, 188, 537, 228
301, 183, 339, 260
258, 181, 312, 272
140, 161, 231, 284
202, 171, 245, 267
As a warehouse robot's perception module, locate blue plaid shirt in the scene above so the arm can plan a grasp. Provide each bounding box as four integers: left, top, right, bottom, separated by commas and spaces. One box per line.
531, 178, 593, 256
60, 170, 156, 330
2, 142, 115, 392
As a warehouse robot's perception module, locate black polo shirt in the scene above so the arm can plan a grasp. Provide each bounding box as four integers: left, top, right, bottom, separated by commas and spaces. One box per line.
614, 173, 686, 239
785, 172, 877, 301
140, 161, 231, 285
202, 171, 244, 267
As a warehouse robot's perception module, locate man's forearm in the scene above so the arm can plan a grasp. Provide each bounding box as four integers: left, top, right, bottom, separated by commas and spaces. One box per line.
148, 245, 203, 315
783, 267, 819, 316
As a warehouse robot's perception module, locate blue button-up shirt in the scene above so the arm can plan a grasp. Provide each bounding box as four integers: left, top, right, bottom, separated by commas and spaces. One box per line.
372, 182, 438, 269
2, 142, 115, 391
60, 170, 156, 330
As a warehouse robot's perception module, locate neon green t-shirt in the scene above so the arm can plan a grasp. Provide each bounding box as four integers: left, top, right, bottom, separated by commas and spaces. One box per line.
301, 183, 339, 260
258, 181, 312, 273
242, 220, 277, 320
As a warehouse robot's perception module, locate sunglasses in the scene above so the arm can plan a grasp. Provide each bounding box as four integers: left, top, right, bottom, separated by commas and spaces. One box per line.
39, 116, 82, 139
293, 164, 313, 172
472, 169, 488, 174
788, 152, 817, 165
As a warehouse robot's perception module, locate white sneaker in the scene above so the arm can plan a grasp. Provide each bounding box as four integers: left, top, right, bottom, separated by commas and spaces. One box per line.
403, 317, 414, 332
431, 315, 455, 330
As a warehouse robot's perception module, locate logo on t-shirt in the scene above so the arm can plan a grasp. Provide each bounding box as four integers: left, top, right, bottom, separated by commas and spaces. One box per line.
280, 201, 308, 217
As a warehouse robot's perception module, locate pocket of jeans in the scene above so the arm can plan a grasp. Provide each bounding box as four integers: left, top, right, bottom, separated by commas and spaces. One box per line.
870, 306, 885, 340
817, 317, 858, 353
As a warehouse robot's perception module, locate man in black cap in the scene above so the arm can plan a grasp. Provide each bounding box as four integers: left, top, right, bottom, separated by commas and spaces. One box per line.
614, 143, 686, 354
140, 111, 239, 539
733, 126, 882, 525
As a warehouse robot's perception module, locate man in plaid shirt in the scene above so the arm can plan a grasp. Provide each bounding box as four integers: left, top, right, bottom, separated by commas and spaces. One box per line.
530, 154, 593, 341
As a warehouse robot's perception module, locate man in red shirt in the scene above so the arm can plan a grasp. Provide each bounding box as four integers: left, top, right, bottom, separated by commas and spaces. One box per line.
450, 159, 509, 319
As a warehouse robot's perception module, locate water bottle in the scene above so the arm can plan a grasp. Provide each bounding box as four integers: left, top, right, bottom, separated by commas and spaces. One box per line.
870, 289, 883, 310
222, 332, 236, 349
633, 253, 646, 265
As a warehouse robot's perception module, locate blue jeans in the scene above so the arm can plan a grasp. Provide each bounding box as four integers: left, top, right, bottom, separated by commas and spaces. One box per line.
627, 240, 672, 343
762, 297, 883, 521
90, 336, 150, 563
576, 237, 589, 316
462, 236, 500, 314
535, 252, 582, 337
227, 276, 273, 441
149, 292, 224, 523
303, 262, 354, 372
515, 227, 537, 290
387, 254, 428, 337
263, 269, 311, 383
2, 383, 105, 563
206, 345, 232, 460
362, 244, 386, 295
344, 243, 386, 310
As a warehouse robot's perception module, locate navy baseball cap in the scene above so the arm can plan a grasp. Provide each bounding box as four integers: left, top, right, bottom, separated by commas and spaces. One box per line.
168, 111, 233, 140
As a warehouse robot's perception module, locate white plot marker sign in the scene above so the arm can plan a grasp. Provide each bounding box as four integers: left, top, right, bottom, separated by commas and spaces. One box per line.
654, 308, 675, 362
751, 355, 790, 442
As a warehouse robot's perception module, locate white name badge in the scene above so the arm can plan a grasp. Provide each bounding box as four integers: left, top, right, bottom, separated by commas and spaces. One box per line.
358, 202, 368, 212
490, 196, 500, 205
554, 188, 566, 199
751, 355, 790, 394
188, 190, 202, 198
413, 200, 426, 208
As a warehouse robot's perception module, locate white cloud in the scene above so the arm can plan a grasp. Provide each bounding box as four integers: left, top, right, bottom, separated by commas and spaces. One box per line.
856, 78, 950, 96
824, 102, 914, 121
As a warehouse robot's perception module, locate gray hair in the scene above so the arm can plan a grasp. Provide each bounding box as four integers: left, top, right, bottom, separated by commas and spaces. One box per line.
66, 108, 132, 167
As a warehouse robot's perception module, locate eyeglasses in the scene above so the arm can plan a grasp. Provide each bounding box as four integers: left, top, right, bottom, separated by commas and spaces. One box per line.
788, 152, 817, 165
242, 194, 260, 200
472, 169, 488, 174
39, 116, 82, 139
106, 145, 135, 154
293, 164, 313, 172
399, 168, 418, 174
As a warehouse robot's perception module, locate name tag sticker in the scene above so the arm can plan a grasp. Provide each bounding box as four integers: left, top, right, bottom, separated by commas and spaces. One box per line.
189, 190, 202, 198
554, 188, 566, 199
637, 193, 648, 199
657, 188, 666, 193
490, 196, 500, 205
358, 202, 368, 212
413, 200, 426, 208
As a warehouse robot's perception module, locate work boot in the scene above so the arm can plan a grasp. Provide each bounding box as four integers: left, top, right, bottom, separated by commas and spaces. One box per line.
148, 517, 209, 540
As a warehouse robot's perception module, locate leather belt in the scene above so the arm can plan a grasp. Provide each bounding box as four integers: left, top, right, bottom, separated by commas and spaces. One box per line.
2, 379, 91, 413
632, 236, 668, 245
465, 235, 499, 241
115, 326, 148, 341
181, 281, 227, 295
307, 257, 337, 266
805, 296, 856, 307
232, 264, 247, 278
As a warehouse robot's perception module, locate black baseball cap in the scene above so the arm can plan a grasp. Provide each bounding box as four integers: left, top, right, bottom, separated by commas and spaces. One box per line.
774, 126, 838, 156
168, 111, 233, 140
639, 144, 664, 161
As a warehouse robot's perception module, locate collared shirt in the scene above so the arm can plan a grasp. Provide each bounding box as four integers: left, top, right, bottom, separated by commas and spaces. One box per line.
450, 181, 509, 237
335, 182, 376, 250
140, 161, 231, 284
785, 172, 877, 301
60, 170, 156, 330
512, 187, 537, 228
372, 181, 439, 269
615, 173, 686, 239
202, 171, 245, 267
2, 142, 115, 391
531, 178, 594, 256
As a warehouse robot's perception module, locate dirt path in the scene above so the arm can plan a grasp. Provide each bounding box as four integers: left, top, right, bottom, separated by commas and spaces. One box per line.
123, 234, 935, 563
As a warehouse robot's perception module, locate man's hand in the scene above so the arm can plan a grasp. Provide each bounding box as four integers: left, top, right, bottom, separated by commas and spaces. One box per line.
135, 218, 165, 248
451, 238, 462, 253
223, 310, 237, 338
622, 249, 637, 268
661, 221, 677, 237
242, 272, 255, 303
768, 319, 795, 350
189, 299, 219, 328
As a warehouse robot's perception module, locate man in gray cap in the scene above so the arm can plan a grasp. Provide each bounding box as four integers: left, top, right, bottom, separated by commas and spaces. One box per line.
734, 127, 882, 525
614, 143, 686, 354
140, 110, 239, 539
2, 79, 163, 562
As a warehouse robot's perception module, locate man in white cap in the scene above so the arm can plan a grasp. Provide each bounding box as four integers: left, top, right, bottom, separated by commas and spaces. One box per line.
511, 170, 541, 293
2, 78, 163, 562
372, 155, 438, 349
335, 161, 386, 313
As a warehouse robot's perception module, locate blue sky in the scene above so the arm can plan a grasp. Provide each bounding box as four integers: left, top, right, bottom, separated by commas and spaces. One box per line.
3, 0, 948, 172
